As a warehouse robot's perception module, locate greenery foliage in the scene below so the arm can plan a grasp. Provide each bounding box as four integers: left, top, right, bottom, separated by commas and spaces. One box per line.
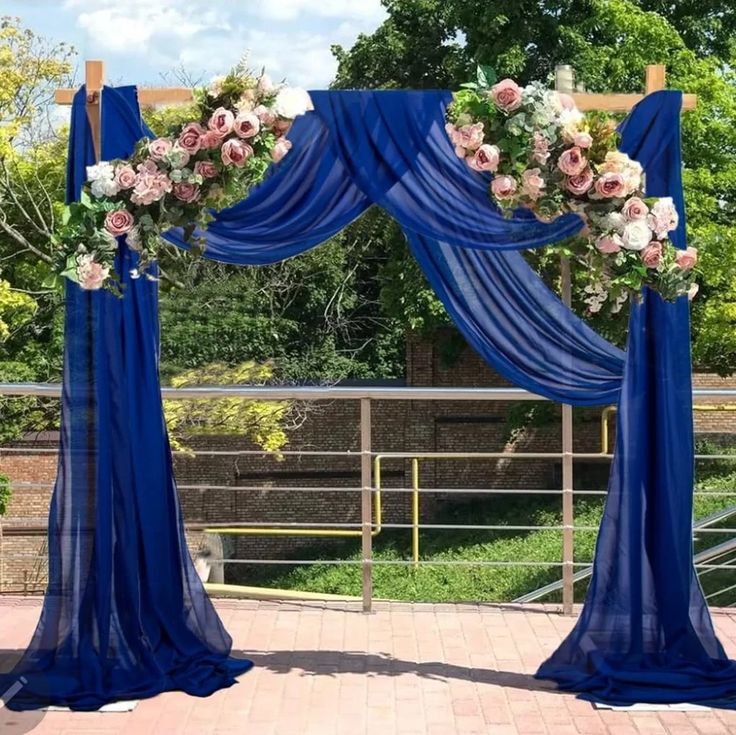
0, 472, 10, 516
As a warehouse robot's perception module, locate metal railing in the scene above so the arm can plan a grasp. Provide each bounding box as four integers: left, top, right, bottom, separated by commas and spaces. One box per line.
1, 382, 736, 612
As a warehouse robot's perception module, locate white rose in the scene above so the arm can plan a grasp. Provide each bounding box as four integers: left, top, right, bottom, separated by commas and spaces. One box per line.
604, 212, 627, 233
208, 75, 226, 97
621, 219, 651, 251
273, 87, 313, 119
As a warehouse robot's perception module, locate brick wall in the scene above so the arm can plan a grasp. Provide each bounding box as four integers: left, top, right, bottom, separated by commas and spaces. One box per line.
2, 331, 736, 590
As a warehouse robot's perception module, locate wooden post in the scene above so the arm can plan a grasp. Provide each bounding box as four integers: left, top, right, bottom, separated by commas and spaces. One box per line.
645, 64, 666, 94
85, 60, 105, 162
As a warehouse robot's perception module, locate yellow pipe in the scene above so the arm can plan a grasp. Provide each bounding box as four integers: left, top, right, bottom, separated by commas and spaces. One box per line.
205, 483, 382, 537
600, 404, 736, 453
411, 459, 420, 568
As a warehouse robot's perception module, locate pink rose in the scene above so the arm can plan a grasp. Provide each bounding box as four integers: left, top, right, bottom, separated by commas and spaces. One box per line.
113, 164, 136, 190
208, 107, 235, 136
254, 104, 276, 127
573, 131, 593, 148
521, 168, 545, 200
469, 144, 500, 172
454, 145, 466, 158
675, 246, 698, 271
178, 122, 206, 154
221, 138, 253, 167
596, 234, 623, 254
173, 182, 200, 203
594, 172, 626, 198
532, 132, 550, 165
565, 167, 594, 196
271, 138, 292, 163
104, 208, 135, 236
453, 123, 484, 152
622, 197, 649, 221
558, 146, 587, 176
148, 138, 172, 161
648, 197, 679, 238
490, 79, 523, 113
77, 254, 109, 291
491, 175, 517, 200
200, 130, 225, 149
272, 119, 291, 137
233, 111, 260, 139
557, 92, 576, 110
640, 241, 663, 268
130, 159, 172, 205
194, 160, 218, 179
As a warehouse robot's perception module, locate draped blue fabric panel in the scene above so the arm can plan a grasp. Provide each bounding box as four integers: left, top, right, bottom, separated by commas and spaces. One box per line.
0, 86, 251, 711
536, 91, 736, 704
407, 236, 624, 405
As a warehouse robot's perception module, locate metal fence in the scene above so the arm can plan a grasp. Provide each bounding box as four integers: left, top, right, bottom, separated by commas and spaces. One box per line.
1, 382, 735, 613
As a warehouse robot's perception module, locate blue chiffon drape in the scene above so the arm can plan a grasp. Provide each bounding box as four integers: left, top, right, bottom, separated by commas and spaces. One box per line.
536, 91, 736, 704
0, 86, 251, 711
7, 82, 736, 710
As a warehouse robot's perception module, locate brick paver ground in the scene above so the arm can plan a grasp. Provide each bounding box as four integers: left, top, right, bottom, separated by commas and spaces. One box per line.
2, 597, 736, 734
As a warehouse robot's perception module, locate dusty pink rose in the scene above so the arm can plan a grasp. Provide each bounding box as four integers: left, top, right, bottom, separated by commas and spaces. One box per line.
254, 104, 277, 127
208, 107, 235, 136
594, 172, 626, 199
640, 241, 663, 268
557, 92, 576, 110
113, 164, 136, 189
452, 122, 484, 151
272, 119, 291, 137
177, 122, 206, 154
558, 146, 587, 176
233, 111, 260, 139
148, 138, 172, 161
172, 182, 200, 203
104, 209, 135, 236
130, 159, 172, 205
596, 234, 623, 254
675, 246, 698, 270
468, 144, 500, 172
77, 254, 109, 291
573, 131, 593, 148
271, 138, 292, 163
194, 160, 218, 179
521, 168, 545, 200
622, 196, 649, 221
491, 175, 517, 200
490, 79, 523, 113
200, 130, 225, 149
648, 197, 679, 238
221, 138, 253, 167
565, 167, 594, 196
532, 131, 550, 165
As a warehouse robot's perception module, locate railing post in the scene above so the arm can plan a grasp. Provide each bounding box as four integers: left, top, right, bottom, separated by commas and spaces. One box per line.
560, 256, 575, 615
360, 398, 373, 612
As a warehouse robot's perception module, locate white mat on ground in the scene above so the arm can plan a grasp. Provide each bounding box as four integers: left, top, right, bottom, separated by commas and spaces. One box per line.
45, 700, 138, 712
594, 701, 710, 712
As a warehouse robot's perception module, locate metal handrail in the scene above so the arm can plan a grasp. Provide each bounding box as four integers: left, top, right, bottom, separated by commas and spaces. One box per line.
2, 382, 736, 401
514, 505, 736, 603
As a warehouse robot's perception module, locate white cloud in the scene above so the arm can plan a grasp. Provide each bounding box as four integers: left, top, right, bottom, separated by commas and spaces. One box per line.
62, 0, 386, 88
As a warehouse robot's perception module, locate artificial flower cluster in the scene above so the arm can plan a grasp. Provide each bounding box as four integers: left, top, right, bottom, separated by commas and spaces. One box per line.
54, 63, 312, 290
446, 72, 698, 313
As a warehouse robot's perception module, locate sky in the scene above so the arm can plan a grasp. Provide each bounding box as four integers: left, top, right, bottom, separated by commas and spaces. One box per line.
5, 0, 388, 89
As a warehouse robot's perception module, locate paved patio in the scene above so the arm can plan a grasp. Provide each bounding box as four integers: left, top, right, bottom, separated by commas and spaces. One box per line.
2, 597, 736, 734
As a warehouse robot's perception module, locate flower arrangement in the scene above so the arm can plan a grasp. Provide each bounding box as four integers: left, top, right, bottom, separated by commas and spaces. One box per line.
445, 67, 698, 313
55, 61, 312, 291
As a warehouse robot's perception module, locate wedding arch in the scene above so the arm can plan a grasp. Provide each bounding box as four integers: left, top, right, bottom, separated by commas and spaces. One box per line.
3, 59, 736, 711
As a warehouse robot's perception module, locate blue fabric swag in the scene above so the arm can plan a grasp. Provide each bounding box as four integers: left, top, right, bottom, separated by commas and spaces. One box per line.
5, 83, 735, 709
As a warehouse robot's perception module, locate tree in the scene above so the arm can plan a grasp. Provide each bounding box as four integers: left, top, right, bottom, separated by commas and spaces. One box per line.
334, 0, 736, 373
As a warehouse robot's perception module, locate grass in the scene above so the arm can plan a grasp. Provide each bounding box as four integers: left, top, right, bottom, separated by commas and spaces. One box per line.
240, 443, 736, 604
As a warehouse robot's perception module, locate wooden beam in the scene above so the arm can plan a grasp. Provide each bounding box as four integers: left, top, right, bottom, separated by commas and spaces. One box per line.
85, 60, 104, 162
571, 92, 696, 112
646, 64, 666, 94
55, 86, 194, 107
